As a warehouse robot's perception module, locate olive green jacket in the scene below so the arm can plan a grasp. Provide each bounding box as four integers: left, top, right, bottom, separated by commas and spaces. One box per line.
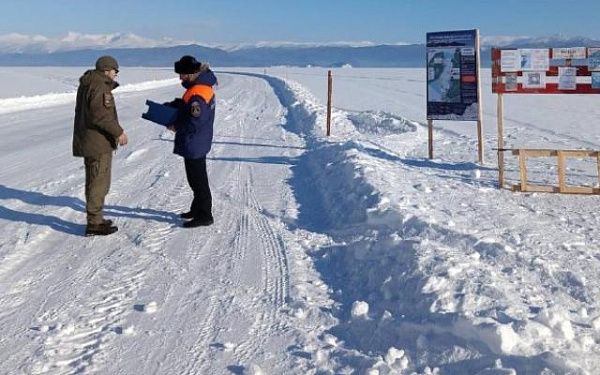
72, 70, 123, 157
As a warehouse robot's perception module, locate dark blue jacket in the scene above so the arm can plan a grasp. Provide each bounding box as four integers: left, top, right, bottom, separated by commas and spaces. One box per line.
173, 70, 217, 159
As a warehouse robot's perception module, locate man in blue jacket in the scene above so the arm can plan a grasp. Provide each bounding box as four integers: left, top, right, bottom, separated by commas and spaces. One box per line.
167, 55, 217, 227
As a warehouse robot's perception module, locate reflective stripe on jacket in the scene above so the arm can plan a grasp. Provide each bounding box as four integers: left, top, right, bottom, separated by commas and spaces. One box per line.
183, 84, 214, 104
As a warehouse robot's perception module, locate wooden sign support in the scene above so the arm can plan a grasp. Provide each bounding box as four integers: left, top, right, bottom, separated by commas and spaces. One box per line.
428, 120, 433, 159
511, 149, 600, 194
475, 30, 484, 164
497, 93, 505, 188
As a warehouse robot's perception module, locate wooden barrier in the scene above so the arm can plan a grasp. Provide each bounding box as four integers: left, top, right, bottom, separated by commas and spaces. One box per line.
511, 149, 600, 194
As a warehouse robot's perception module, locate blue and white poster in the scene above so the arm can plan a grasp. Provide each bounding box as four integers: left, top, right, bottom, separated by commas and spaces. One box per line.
426, 29, 479, 121
588, 48, 600, 71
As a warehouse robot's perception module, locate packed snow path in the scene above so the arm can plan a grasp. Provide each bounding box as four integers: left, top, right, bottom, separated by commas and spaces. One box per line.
0, 73, 320, 374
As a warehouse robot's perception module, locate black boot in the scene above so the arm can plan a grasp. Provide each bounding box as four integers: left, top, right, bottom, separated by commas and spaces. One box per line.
182, 217, 214, 228
179, 211, 194, 219
86, 223, 118, 236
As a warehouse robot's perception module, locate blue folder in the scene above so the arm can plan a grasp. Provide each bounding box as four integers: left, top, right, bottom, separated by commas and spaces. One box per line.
142, 100, 178, 126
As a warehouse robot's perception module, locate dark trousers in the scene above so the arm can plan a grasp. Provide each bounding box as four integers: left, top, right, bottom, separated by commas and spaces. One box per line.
184, 157, 212, 220
84, 153, 112, 225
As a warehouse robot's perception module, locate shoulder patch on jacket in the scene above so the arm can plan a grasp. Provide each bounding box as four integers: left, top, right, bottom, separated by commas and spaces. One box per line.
190, 101, 201, 117
103, 92, 114, 108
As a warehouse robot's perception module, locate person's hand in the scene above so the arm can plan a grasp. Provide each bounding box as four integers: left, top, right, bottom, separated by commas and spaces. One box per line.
167, 125, 176, 133
118, 132, 128, 146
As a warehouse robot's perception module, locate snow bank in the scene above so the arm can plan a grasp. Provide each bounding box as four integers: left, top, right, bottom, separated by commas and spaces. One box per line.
347, 111, 417, 136
259, 71, 599, 374
0, 78, 178, 115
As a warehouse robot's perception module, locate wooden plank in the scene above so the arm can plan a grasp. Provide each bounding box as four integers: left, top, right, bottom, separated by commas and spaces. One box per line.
519, 151, 528, 192
522, 149, 558, 157
558, 150, 566, 193
514, 184, 559, 193
560, 150, 598, 158
513, 149, 598, 157
512, 149, 557, 157
562, 186, 598, 194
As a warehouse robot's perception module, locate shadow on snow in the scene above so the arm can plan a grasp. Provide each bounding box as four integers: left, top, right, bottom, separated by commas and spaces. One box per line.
0, 184, 178, 237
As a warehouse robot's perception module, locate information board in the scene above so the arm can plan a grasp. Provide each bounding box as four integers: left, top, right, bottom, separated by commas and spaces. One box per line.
426, 29, 480, 121
491, 47, 600, 94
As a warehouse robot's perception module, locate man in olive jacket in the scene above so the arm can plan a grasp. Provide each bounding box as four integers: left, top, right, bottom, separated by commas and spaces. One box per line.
73, 56, 128, 236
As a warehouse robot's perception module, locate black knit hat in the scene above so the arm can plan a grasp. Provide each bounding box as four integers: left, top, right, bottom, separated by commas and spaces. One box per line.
95, 55, 119, 71
174, 55, 201, 74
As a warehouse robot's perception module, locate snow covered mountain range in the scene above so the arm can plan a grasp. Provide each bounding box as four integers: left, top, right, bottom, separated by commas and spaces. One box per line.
0, 33, 598, 67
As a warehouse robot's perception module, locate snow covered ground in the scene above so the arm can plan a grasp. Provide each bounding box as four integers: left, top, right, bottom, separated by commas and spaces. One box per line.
1, 66, 599, 375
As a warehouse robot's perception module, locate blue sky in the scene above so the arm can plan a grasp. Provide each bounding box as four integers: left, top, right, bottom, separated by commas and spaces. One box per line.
3, 0, 600, 44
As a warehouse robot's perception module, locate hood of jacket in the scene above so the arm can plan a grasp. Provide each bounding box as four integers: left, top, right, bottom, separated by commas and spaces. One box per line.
79, 69, 119, 90
181, 65, 217, 89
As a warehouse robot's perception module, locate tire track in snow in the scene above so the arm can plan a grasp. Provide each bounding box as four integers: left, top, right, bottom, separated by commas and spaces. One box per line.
177, 83, 292, 372
103, 73, 299, 373
234, 169, 291, 364
178, 136, 252, 375
174, 145, 245, 374
177, 231, 239, 375
249, 172, 289, 310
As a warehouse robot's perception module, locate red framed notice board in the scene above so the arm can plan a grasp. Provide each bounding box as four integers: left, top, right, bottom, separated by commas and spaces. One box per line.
491, 47, 600, 94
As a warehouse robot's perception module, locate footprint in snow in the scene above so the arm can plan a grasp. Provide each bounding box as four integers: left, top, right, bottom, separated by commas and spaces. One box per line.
126, 148, 148, 162
134, 301, 158, 313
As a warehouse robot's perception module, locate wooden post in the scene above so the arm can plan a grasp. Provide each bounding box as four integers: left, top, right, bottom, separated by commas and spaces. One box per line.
428, 119, 434, 159
497, 93, 504, 188
477, 120, 484, 163
475, 29, 484, 164
327, 70, 332, 136
597, 153, 600, 189
557, 150, 566, 192
519, 150, 528, 192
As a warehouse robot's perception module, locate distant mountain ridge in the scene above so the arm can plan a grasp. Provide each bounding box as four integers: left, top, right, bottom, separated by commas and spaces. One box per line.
1, 35, 599, 67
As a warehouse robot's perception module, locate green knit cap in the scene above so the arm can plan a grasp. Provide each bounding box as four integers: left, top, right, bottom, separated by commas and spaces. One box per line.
95, 55, 119, 71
